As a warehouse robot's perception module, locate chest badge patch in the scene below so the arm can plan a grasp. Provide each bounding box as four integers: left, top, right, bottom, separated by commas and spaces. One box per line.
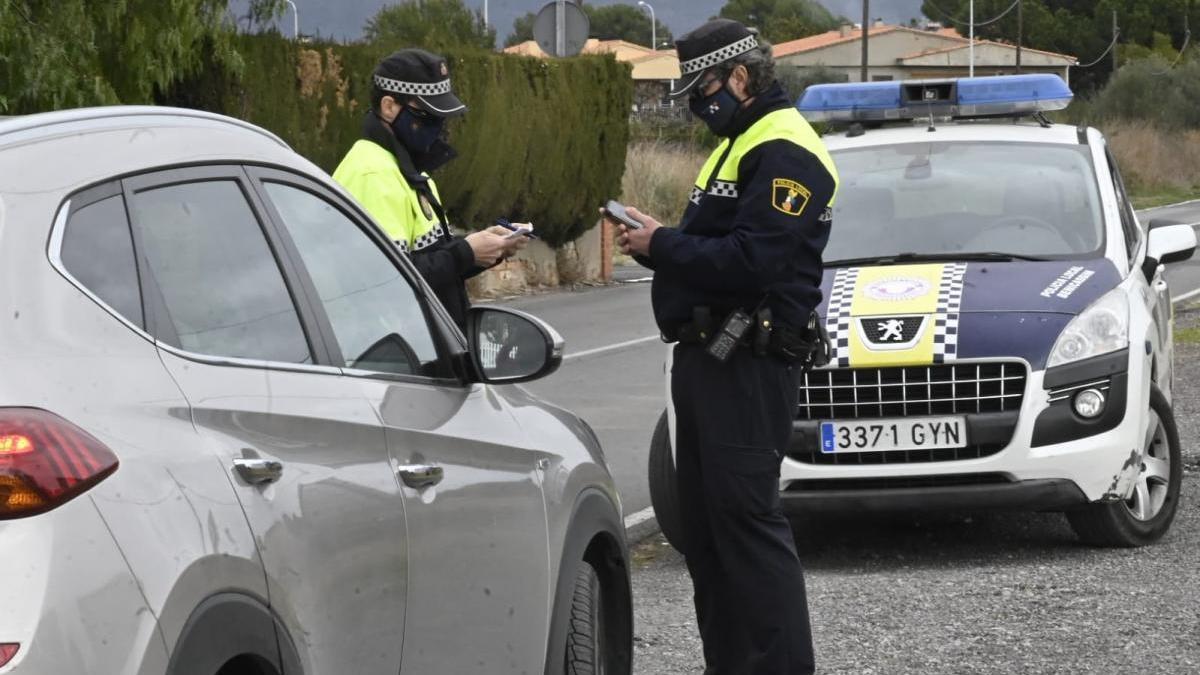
772, 178, 811, 216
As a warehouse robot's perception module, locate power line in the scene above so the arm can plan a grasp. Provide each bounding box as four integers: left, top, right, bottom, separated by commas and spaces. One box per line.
926, 0, 1022, 28
1073, 32, 1120, 68
1150, 18, 1191, 75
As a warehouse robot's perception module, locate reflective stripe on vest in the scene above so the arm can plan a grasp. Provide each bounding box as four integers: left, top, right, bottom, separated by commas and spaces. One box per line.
693, 108, 840, 206
332, 140, 446, 253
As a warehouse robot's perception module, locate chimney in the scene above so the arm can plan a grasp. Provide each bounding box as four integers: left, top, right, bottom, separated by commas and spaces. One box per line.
839, 22, 853, 38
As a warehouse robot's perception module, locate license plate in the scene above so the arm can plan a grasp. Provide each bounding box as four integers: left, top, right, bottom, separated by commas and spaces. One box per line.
819, 417, 967, 453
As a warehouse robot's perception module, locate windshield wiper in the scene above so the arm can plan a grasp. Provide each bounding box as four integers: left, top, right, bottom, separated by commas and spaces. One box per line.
827, 251, 1049, 267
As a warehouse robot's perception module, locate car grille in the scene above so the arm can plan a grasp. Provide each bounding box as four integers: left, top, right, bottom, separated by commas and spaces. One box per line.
791, 362, 1027, 465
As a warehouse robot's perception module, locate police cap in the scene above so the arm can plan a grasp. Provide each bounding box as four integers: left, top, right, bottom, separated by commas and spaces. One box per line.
669, 19, 759, 98
373, 49, 467, 117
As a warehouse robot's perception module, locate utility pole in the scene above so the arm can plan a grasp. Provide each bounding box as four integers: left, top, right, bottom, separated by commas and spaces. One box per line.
969, 0, 975, 77
861, 0, 869, 82
1112, 9, 1119, 75
1016, 0, 1023, 73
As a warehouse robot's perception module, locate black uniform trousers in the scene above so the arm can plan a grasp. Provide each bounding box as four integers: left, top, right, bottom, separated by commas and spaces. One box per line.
671, 343, 815, 675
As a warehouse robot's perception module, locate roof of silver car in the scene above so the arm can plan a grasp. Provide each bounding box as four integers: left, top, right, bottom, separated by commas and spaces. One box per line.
0, 106, 289, 150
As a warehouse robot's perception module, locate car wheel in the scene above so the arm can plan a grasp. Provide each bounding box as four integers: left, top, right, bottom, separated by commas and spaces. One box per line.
647, 410, 685, 552
565, 561, 607, 675
1067, 386, 1183, 547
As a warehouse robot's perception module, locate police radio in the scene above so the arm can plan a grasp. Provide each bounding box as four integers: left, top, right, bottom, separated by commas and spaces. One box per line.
707, 309, 753, 363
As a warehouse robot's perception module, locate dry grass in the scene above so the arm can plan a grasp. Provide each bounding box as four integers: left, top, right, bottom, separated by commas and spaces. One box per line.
620, 141, 709, 228
1104, 121, 1200, 206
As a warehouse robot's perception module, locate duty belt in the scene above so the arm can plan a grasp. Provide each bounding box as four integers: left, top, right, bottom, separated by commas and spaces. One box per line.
667, 307, 830, 368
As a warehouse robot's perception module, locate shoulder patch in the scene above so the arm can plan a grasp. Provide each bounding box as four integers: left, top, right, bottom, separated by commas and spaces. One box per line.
771, 178, 811, 216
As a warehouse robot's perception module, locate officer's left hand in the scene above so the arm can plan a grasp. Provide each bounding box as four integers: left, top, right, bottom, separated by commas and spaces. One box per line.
616, 206, 660, 257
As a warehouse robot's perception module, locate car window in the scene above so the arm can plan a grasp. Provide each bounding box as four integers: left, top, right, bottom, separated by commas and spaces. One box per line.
61, 194, 144, 328
262, 181, 443, 377
1106, 148, 1141, 262
127, 180, 313, 364
827, 142, 1105, 261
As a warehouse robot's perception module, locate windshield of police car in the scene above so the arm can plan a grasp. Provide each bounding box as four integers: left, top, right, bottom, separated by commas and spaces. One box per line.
824, 142, 1105, 263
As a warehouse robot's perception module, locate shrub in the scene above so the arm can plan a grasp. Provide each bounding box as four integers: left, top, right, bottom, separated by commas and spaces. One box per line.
161, 34, 632, 247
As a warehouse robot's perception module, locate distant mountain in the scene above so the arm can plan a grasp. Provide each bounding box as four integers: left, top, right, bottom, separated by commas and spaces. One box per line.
232, 0, 930, 46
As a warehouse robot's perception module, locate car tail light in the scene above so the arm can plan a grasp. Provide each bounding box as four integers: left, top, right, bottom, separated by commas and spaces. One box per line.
0, 643, 18, 667
0, 409, 118, 520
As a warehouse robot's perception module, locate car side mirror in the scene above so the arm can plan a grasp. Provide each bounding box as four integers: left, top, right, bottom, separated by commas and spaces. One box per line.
467, 306, 564, 384
1143, 220, 1197, 278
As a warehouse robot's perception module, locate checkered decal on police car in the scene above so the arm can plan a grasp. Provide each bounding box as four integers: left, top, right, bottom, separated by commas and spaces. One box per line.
373, 75, 453, 97
689, 186, 704, 205
412, 223, 447, 252
932, 262, 968, 363
680, 35, 759, 74
826, 267, 859, 368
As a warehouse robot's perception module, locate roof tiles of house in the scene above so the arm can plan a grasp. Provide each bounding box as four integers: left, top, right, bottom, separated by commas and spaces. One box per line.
502, 39, 681, 78
773, 25, 960, 58
772, 24, 1073, 63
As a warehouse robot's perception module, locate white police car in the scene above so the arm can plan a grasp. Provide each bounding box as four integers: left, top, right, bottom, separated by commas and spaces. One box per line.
648, 74, 1196, 548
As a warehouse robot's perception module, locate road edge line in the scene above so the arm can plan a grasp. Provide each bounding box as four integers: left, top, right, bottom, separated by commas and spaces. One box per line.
623, 505, 659, 545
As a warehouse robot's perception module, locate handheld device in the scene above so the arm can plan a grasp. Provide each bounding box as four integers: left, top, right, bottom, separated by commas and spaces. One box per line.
495, 218, 538, 240
707, 309, 753, 363
603, 200, 643, 230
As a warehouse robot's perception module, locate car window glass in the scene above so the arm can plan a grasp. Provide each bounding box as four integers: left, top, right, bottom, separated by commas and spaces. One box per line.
61, 195, 144, 328
263, 182, 442, 377
827, 142, 1105, 260
1106, 149, 1140, 261
128, 180, 313, 363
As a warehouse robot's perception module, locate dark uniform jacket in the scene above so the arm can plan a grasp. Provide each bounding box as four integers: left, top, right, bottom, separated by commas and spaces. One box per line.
638, 83, 838, 339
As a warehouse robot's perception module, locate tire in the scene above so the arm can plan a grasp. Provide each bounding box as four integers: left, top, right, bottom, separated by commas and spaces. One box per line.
1067, 386, 1183, 547
565, 562, 606, 675
647, 409, 685, 552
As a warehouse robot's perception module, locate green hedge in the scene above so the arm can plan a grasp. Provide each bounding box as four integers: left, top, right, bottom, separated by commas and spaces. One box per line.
162, 34, 632, 246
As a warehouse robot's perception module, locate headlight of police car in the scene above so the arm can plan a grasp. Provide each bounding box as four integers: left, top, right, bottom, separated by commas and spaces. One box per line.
1047, 287, 1129, 368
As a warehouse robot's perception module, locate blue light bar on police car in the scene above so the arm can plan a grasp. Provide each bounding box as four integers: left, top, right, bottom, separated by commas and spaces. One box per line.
797, 74, 1073, 123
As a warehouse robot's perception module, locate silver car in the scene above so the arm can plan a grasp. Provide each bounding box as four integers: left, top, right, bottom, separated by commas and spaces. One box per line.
0, 107, 631, 675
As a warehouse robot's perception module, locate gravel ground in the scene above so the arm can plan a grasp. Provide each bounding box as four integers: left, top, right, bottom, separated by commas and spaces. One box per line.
631, 305, 1200, 674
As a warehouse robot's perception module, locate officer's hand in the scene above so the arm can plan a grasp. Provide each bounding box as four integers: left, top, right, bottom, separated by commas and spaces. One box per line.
465, 229, 510, 267
621, 206, 660, 257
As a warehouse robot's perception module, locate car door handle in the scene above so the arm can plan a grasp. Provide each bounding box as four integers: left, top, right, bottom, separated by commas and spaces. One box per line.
233, 458, 284, 485
396, 464, 444, 489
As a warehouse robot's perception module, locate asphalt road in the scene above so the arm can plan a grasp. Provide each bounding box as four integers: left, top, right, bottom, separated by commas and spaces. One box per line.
503, 201, 1200, 521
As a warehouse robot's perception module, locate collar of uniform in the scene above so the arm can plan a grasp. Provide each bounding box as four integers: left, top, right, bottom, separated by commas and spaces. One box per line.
361, 110, 430, 189
722, 81, 791, 139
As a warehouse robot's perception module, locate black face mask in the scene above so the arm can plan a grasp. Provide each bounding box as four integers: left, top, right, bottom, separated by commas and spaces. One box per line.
688, 76, 745, 137
388, 108, 458, 173
390, 107, 445, 153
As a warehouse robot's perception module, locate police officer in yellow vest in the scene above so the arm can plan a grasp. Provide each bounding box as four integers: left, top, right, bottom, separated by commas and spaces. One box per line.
615, 19, 837, 675
334, 49, 523, 329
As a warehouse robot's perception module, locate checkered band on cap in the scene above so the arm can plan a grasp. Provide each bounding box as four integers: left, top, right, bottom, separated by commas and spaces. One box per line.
373, 75, 453, 97
679, 35, 759, 75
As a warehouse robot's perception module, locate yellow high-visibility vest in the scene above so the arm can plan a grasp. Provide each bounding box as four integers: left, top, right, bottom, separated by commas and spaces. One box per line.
693, 107, 840, 206
333, 140, 446, 253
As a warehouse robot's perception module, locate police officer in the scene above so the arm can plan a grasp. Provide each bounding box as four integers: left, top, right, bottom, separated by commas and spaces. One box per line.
333, 49, 524, 329
613, 19, 838, 675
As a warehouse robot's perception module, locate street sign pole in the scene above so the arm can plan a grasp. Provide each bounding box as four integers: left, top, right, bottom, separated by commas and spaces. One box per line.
556, 0, 566, 57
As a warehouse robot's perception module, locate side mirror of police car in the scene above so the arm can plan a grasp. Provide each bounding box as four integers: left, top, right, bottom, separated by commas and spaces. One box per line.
466, 306, 564, 384
1143, 220, 1198, 279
